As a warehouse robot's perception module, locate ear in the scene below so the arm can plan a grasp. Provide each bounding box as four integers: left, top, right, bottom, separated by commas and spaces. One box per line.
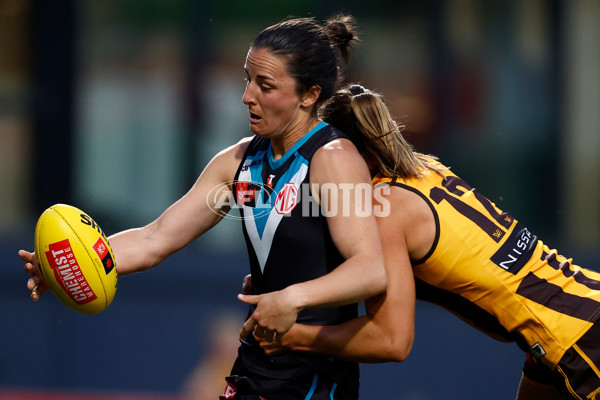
300, 85, 321, 108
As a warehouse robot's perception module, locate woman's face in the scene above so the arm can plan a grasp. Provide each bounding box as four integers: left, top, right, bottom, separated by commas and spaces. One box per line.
242, 47, 306, 139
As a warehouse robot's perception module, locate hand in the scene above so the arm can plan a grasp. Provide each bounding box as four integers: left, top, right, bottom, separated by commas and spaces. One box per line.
238, 288, 299, 343
19, 250, 49, 301
255, 332, 291, 356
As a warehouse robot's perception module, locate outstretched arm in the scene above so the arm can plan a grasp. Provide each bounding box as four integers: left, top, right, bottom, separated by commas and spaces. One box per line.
108, 139, 248, 275
21, 138, 251, 298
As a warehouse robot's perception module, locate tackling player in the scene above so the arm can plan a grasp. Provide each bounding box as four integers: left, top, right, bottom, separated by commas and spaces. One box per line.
249, 84, 600, 400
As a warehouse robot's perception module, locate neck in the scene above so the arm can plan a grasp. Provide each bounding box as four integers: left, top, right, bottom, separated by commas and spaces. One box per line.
270, 117, 321, 160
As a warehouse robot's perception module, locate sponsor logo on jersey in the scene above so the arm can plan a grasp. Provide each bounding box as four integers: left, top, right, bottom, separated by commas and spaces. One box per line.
206, 181, 273, 220
274, 183, 298, 214
92, 236, 115, 275
530, 342, 546, 358
45, 239, 97, 304
490, 224, 537, 274
240, 158, 261, 172
267, 174, 276, 188
236, 181, 261, 208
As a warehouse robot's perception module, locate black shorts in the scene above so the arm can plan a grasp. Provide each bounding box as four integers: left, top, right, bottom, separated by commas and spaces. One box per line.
523, 322, 600, 399
219, 356, 359, 400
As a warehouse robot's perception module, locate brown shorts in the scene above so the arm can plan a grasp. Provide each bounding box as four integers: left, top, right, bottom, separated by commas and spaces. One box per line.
524, 322, 600, 399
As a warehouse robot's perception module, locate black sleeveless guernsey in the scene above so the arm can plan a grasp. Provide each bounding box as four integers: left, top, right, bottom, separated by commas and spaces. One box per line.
227, 122, 359, 398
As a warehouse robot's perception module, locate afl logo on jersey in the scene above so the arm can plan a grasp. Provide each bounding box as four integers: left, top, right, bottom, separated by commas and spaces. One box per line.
275, 183, 298, 214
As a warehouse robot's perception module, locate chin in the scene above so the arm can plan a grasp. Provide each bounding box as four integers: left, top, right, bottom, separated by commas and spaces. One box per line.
250, 127, 272, 139
248, 124, 260, 135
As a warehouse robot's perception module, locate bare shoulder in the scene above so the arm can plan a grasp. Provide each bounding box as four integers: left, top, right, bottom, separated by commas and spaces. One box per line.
375, 183, 436, 260
314, 137, 361, 161
311, 138, 368, 183
376, 184, 432, 224
386, 184, 426, 206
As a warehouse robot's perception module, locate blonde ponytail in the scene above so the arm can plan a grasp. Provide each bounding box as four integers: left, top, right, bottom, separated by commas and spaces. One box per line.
320, 84, 446, 179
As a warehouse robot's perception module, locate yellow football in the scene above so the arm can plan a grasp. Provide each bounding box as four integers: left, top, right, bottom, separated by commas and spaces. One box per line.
34, 204, 118, 314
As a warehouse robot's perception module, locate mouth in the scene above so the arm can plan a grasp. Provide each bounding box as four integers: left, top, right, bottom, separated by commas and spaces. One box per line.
249, 112, 262, 123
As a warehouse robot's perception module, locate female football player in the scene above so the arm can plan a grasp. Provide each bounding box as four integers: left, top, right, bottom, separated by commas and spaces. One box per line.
247, 84, 600, 400
20, 17, 387, 399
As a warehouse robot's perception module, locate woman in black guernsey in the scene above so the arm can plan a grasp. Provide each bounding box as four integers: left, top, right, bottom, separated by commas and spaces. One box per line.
21, 15, 386, 400
231, 122, 359, 398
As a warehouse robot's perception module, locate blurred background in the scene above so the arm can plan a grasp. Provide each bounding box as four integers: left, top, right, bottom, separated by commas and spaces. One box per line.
1, 0, 599, 399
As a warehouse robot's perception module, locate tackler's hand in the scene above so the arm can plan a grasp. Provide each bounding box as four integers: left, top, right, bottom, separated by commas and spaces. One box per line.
254, 328, 293, 356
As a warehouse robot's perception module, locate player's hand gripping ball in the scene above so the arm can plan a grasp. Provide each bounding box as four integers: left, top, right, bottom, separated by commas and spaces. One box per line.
34, 204, 118, 314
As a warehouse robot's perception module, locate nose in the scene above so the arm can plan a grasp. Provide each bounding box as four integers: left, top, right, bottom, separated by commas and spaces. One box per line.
242, 81, 254, 105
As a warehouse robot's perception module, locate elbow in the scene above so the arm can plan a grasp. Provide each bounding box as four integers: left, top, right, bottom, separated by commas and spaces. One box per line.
362, 341, 412, 364
380, 336, 413, 363
378, 328, 414, 363
387, 339, 413, 362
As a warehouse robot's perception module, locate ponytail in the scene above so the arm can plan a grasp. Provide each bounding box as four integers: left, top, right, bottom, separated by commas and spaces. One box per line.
320, 84, 446, 179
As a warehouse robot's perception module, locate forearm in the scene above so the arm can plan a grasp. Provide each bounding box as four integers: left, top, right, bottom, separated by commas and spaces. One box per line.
237, 253, 386, 342
285, 253, 386, 311
109, 224, 165, 276
108, 171, 231, 276
285, 317, 409, 363
281, 268, 414, 363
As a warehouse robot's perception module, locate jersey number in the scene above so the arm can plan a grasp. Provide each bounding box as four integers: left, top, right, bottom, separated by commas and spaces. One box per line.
430, 176, 513, 243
